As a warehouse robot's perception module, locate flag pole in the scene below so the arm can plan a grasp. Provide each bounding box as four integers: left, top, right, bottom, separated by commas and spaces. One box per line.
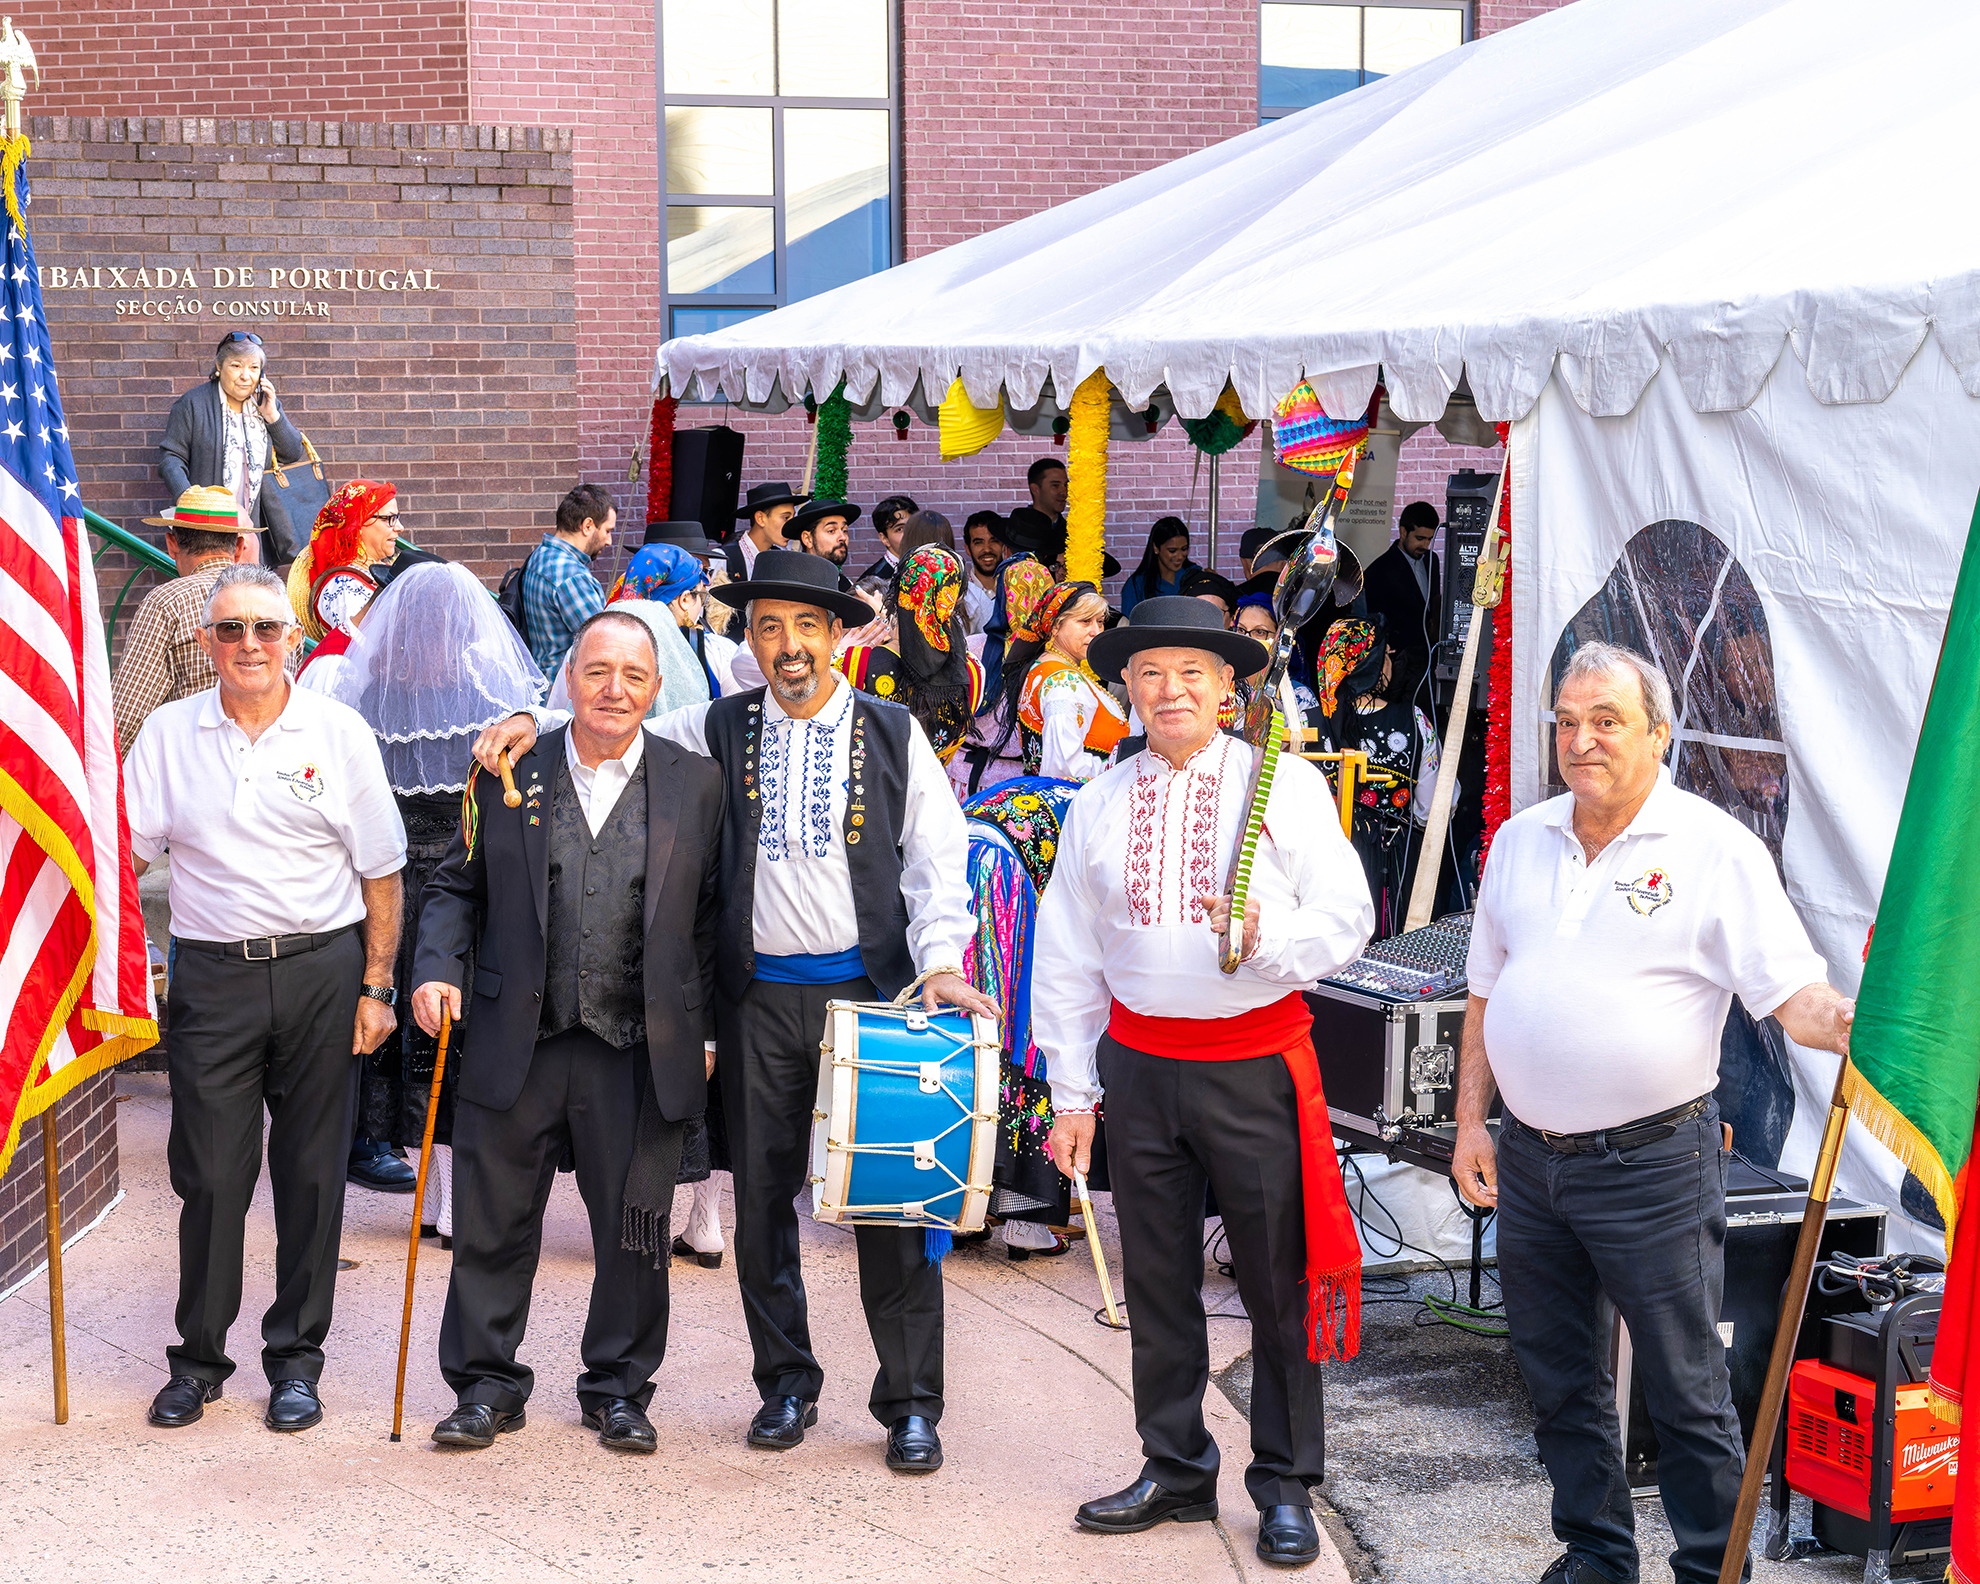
1715, 1050, 1852, 1584
42, 1108, 68, 1424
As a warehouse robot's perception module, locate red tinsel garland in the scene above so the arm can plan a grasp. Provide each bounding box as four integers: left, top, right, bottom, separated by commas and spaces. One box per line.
1482, 420, 1513, 857
646, 394, 676, 522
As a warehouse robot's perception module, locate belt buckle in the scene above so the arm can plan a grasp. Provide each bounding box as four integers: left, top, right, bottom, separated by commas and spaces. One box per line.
1540, 1129, 1579, 1155
242, 936, 278, 962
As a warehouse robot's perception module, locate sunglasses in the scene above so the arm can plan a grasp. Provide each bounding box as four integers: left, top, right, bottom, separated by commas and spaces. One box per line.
204, 618, 293, 644
220, 332, 265, 348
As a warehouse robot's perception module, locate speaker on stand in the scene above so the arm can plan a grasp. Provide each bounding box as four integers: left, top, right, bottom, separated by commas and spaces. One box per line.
670, 424, 746, 543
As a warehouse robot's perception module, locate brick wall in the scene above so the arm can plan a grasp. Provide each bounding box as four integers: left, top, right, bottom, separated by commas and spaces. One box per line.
469, 0, 659, 493
33, 115, 577, 619
14, 0, 470, 120
0, 1071, 119, 1297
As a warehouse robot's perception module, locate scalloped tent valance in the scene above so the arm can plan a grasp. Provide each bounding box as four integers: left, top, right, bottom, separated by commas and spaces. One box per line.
657, 0, 1980, 428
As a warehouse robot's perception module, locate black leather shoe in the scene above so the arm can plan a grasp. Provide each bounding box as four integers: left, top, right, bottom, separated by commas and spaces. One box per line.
1007, 1234, 1072, 1261
670, 1234, 723, 1269
885, 1414, 943, 1473
1538, 1554, 1634, 1584
582, 1396, 658, 1453
1075, 1478, 1219, 1533
432, 1402, 526, 1448
348, 1137, 417, 1193
1257, 1505, 1322, 1567
264, 1379, 323, 1432
147, 1375, 221, 1427
747, 1395, 817, 1450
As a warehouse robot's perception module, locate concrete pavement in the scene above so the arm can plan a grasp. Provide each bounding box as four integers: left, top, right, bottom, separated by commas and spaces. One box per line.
0, 1071, 1349, 1584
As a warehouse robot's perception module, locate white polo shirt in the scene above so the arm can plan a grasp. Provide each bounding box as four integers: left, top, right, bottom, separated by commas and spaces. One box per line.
125, 682, 407, 942
1466, 768, 1828, 1134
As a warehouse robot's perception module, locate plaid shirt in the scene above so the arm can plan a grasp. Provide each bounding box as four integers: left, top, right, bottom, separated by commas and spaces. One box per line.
111, 560, 231, 756
522, 532, 604, 676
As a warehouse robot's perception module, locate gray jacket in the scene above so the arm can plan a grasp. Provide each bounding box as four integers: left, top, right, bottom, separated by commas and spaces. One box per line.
157, 379, 305, 533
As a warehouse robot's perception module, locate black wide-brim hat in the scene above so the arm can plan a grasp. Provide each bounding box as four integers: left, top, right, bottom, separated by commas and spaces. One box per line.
1000, 505, 1064, 558
705, 547, 873, 626
783, 497, 863, 538
737, 481, 809, 519
1086, 595, 1268, 683
639, 519, 716, 557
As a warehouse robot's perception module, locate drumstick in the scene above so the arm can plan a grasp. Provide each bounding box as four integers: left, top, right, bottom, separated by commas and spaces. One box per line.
1073, 1168, 1124, 1328
496, 749, 521, 808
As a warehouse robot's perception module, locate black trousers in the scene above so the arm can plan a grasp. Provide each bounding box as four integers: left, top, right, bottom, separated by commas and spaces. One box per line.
717, 976, 943, 1425
440, 1026, 682, 1413
1497, 1106, 1743, 1584
164, 928, 364, 1386
1098, 1034, 1325, 1510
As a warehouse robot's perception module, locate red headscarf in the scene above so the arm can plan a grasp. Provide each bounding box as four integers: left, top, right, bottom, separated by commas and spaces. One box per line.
309, 479, 396, 573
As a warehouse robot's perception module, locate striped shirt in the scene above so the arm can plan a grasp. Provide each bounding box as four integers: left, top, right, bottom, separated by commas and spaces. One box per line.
111, 559, 231, 756
521, 532, 604, 676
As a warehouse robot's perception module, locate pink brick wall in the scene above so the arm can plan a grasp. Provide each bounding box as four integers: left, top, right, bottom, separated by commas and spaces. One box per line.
470, 0, 656, 495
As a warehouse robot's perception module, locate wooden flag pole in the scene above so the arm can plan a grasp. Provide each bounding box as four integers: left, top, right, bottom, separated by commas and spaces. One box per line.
391, 1006, 453, 1442
1401, 453, 1508, 934
1715, 1051, 1852, 1584
42, 1108, 68, 1425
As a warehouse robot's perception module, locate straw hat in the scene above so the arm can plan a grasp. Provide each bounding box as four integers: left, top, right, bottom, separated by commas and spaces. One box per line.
143, 486, 245, 532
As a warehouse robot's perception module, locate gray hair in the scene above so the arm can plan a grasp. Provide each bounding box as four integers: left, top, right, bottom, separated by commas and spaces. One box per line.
566, 607, 660, 672
1559, 641, 1675, 737
202, 563, 289, 622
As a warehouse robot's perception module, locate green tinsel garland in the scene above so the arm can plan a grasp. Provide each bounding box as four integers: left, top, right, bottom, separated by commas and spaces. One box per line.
814, 381, 851, 501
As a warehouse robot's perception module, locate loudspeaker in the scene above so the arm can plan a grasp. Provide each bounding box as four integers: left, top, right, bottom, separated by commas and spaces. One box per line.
670, 425, 745, 543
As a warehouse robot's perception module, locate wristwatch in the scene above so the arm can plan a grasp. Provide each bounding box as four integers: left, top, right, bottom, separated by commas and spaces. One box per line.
359, 983, 397, 1006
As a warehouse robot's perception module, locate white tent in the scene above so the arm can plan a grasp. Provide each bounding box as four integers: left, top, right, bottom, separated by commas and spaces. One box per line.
662, 0, 1980, 1248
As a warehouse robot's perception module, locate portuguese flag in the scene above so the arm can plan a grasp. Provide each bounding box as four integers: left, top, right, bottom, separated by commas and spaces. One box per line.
1850, 498, 1980, 1558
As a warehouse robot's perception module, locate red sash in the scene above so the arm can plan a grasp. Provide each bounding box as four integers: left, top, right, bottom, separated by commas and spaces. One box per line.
1107, 993, 1361, 1362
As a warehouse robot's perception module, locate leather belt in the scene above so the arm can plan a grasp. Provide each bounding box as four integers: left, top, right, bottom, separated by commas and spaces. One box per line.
1515, 1095, 1711, 1156
176, 924, 359, 962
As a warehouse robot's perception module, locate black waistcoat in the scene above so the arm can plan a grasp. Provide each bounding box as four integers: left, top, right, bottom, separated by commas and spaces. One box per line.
701, 685, 915, 1002
540, 756, 649, 1049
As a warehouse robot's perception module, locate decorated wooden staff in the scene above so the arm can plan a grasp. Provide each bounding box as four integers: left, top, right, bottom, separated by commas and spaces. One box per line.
496, 748, 521, 808
391, 1005, 453, 1442
1218, 450, 1354, 973
1073, 1167, 1124, 1328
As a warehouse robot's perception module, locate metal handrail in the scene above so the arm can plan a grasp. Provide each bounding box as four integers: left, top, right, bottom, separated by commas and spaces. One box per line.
83, 505, 174, 659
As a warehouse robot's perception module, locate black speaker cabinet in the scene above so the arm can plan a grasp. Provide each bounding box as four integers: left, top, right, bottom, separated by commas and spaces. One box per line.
670, 424, 745, 542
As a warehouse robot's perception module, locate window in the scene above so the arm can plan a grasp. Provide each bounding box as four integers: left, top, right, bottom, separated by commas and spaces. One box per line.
661, 0, 899, 339
1260, 1, 1467, 121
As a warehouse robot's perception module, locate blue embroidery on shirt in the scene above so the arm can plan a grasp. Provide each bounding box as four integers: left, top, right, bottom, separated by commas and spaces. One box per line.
802, 719, 835, 857
759, 717, 791, 861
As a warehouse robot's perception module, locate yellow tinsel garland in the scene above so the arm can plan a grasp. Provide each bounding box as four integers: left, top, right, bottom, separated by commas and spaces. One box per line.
1065, 369, 1111, 584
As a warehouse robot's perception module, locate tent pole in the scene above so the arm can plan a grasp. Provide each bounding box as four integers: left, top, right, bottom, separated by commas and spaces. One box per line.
42, 1109, 69, 1425
1205, 452, 1221, 572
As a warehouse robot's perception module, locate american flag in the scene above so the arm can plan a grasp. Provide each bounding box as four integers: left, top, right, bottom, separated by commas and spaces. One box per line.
0, 139, 157, 1175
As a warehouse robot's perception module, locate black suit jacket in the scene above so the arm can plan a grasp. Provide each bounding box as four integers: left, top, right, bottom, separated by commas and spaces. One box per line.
413, 726, 725, 1121
1362, 542, 1442, 660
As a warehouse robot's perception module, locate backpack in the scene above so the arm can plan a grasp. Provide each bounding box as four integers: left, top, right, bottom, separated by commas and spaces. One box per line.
496, 561, 530, 641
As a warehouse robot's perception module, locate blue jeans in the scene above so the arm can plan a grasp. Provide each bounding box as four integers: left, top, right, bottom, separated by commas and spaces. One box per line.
1497, 1104, 1746, 1584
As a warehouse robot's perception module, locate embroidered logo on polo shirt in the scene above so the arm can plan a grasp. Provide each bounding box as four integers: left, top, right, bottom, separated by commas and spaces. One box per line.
1614, 868, 1673, 916
277, 763, 325, 803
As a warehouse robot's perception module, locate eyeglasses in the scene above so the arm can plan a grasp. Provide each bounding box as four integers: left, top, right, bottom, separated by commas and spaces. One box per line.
371, 512, 402, 527
204, 618, 293, 644
220, 332, 265, 347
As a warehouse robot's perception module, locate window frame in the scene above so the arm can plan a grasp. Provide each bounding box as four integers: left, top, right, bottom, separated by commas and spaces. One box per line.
658, 1, 905, 341
1259, 0, 1472, 122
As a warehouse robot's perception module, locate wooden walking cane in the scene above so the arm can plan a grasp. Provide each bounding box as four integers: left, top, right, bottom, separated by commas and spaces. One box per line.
495, 749, 522, 808
1073, 1168, 1124, 1329
1714, 1049, 1854, 1584
391, 1005, 453, 1442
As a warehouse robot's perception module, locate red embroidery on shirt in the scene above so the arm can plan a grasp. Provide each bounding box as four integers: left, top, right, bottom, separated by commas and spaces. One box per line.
1184, 742, 1224, 921
1125, 756, 1159, 926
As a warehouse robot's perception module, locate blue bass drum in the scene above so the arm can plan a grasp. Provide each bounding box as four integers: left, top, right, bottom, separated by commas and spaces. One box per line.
810, 1000, 1000, 1232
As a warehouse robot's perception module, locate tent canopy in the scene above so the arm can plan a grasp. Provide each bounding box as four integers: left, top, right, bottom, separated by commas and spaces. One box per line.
658, 0, 1980, 428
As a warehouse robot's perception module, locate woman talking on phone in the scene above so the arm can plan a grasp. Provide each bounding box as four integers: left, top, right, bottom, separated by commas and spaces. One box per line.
158, 330, 309, 562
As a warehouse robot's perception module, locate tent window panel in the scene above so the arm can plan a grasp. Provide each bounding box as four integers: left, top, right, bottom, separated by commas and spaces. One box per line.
1363, 7, 1464, 79
665, 107, 775, 197
1262, 4, 1361, 109
662, 0, 773, 95
668, 207, 776, 295
778, 0, 889, 98
783, 109, 891, 302
671, 305, 770, 338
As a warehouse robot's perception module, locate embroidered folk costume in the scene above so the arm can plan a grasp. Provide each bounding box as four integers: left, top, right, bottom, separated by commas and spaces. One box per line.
835, 544, 985, 765
287, 478, 396, 641
1032, 597, 1374, 1532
